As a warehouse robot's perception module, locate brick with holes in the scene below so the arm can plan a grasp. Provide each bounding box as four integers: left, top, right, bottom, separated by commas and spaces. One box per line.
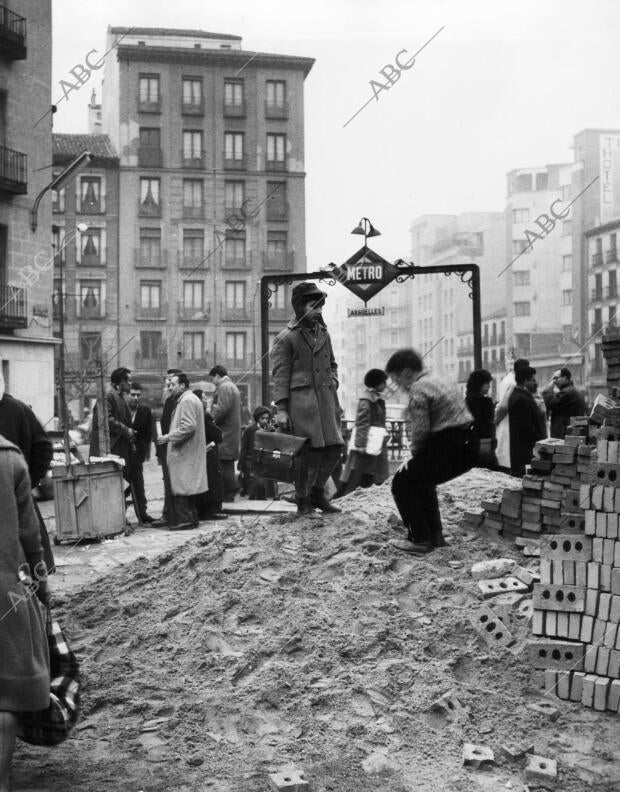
469, 605, 515, 648
593, 463, 620, 487
462, 743, 494, 768
541, 535, 592, 562
527, 639, 584, 671
532, 583, 586, 612
525, 755, 558, 784
268, 770, 309, 792
477, 577, 529, 599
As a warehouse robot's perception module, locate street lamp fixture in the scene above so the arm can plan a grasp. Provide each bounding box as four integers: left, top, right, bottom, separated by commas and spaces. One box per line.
351, 217, 381, 246
31, 150, 92, 231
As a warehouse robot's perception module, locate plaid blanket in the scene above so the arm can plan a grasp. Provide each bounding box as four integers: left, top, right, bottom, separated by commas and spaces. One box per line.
17, 614, 81, 746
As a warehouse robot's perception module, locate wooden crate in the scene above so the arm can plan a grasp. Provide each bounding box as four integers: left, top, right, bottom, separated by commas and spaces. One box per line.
51, 460, 126, 544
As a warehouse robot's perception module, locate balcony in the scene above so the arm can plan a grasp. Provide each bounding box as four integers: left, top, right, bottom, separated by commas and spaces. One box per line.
177, 250, 207, 270
0, 145, 27, 194
138, 199, 162, 218
64, 353, 108, 374
135, 352, 166, 371
591, 321, 604, 335
177, 302, 210, 321
220, 301, 253, 322
591, 289, 603, 301
181, 152, 204, 169
489, 333, 498, 346
78, 251, 105, 268
181, 99, 204, 116
266, 201, 289, 222
498, 333, 506, 345
176, 356, 208, 371
182, 205, 204, 220
457, 345, 474, 357
135, 301, 168, 321
135, 247, 167, 268
223, 101, 246, 118
262, 250, 294, 271
265, 101, 289, 120
606, 285, 618, 299
606, 249, 618, 264
265, 158, 287, 172
0, 283, 27, 329
224, 156, 246, 171
222, 354, 253, 371
223, 253, 251, 270
77, 303, 105, 320
0, 6, 26, 60
138, 98, 161, 114
592, 252, 603, 267
138, 146, 163, 168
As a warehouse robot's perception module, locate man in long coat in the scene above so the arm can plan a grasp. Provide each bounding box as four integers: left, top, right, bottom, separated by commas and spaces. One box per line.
542, 367, 587, 439
209, 365, 241, 502
156, 373, 207, 529
90, 367, 136, 478
271, 281, 343, 515
508, 366, 546, 477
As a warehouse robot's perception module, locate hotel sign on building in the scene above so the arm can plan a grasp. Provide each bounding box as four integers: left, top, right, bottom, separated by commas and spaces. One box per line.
600, 134, 620, 222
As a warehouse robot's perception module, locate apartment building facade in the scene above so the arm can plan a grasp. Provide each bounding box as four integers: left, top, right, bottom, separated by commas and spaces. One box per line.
51, 134, 120, 421
0, 1, 55, 420
100, 26, 314, 407
457, 307, 506, 398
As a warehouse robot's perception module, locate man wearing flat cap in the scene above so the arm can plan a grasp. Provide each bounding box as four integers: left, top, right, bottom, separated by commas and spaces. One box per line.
271, 282, 344, 515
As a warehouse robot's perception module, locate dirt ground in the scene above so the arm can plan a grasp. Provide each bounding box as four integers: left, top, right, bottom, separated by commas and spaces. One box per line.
13, 468, 620, 791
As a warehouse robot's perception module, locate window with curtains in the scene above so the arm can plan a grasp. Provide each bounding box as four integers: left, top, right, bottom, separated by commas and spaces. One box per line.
139, 228, 162, 267
139, 178, 160, 216
79, 332, 102, 365
224, 132, 244, 163
140, 281, 161, 309
79, 229, 103, 266
183, 281, 203, 309
183, 179, 203, 218
225, 332, 246, 360
225, 181, 245, 210
266, 80, 286, 107
183, 331, 204, 359
78, 281, 103, 318
140, 331, 163, 359
224, 80, 244, 107
79, 176, 103, 213
182, 77, 202, 112
224, 231, 246, 264
225, 281, 246, 307
182, 228, 204, 265
138, 74, 160, 110
182, 130, 203, 165
266, 134, 286, 167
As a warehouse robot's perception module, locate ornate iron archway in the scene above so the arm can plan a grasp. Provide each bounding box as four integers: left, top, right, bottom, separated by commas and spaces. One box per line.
260, 258, 482, 405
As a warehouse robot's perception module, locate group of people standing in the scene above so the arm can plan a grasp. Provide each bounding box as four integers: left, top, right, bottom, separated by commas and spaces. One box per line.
466, 360, 587, 477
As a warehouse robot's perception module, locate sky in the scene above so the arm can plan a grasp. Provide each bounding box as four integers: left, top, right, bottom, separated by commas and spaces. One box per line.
49, 0, 620, 269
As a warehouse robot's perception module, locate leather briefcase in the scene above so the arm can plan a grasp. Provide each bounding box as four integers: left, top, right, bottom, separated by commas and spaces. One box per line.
252, 430, 310, 485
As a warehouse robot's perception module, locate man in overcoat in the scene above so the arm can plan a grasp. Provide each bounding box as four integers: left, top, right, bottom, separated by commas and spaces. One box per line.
508, 366, 546, 477
90, 366, 136, 478
126, 382, 156, 523
209, 364, 242, 502
542, 367, 586, 439
156, 373, 207, 529
271, 281, 343, 515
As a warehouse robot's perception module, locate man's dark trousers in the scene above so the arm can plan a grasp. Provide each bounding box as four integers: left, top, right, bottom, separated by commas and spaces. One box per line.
391, 425, 475, 544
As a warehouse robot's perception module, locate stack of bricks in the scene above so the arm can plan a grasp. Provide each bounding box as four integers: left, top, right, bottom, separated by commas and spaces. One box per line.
602, 327, 620, 393
528, 416, 620, 714
475, 418, 594, 544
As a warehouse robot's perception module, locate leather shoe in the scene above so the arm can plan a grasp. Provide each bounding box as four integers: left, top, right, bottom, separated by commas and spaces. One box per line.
431, 534, 449, 548
204, 512, 228, 520
169, 522, 196, 531
141, 514, 155, 523
408, 541, 435, 554
151, 518, 169, 528
309, 488, 342, 513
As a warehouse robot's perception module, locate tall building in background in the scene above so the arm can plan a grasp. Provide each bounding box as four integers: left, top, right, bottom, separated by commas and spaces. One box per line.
99, 26, 314, 407
52, 134, 120, 422
0, 0, 55, 420
409, 212, 506, 379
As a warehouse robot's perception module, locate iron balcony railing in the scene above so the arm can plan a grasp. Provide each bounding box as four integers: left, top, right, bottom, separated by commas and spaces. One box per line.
0, 5, 26, 60
0, 283, 27, 328
0, 145, 27, 194
265, 101, 289, 119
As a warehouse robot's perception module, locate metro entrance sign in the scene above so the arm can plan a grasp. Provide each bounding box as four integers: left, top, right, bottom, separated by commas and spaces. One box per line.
330, 246, 400, 303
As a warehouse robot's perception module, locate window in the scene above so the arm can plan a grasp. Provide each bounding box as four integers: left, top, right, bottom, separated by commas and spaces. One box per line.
224, 80, 244, 107
266, 180, 287, 220
225, 181, 245, 210
139, 178, 160, 216
79, 332, 102, 365
182, 131, 203, 166
515, 173, 532, 192
183, 179, 203, 218
512, 239, 530, 256
609, 270, 617, 298
535, 172, 548, 190
225, 231, 246, 264
52, 276, 65, 320
512, 209, 529, 223
224, 132, 244, 165
271, 285, 287, 310
139, 74, 160, 110
139, 228, 162, 266
140, 331, 163, 359
562, 324, 573, 342
79, 176, 103, 213
562, 219, 572, 236
562, 290, 572, 306
594, 272, 603, 298
79, 229, 103, 265
266, 80, 286, 107
183, 332, 204, 360
562, 254, 572, 272
514, 301, 530, 316
138, 127, 162, 167
266, 134, 286, 168
182, 228, 204, 265
52, 226, 65, 263
514, 333, 530, 353
183, 281, 203, 309
52, 180, 65, 213
182, 78, 202, 112
267, 230, 287, 256
225, 281, 246, 307
610, 305, 617, 324
513, 270, 530, 286
78, 280, 102, 318
140, 281, 161, 309
226, 332, 246, 360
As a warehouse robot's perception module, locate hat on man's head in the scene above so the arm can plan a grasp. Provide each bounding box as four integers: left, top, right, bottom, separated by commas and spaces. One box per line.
291, 281, 327, 318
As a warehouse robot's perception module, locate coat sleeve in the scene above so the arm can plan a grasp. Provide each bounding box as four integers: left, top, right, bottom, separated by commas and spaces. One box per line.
24, 405, 53, 485
107, 392, 132, 440
167, 399, 197, 445
328, 334, 339, 390
212, 383, 233, 424
354, 399, 372, 450
271, 332, 293, 408
15, 455, 44, 570
143, 408, 153, 461
238, 425, 252, 472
